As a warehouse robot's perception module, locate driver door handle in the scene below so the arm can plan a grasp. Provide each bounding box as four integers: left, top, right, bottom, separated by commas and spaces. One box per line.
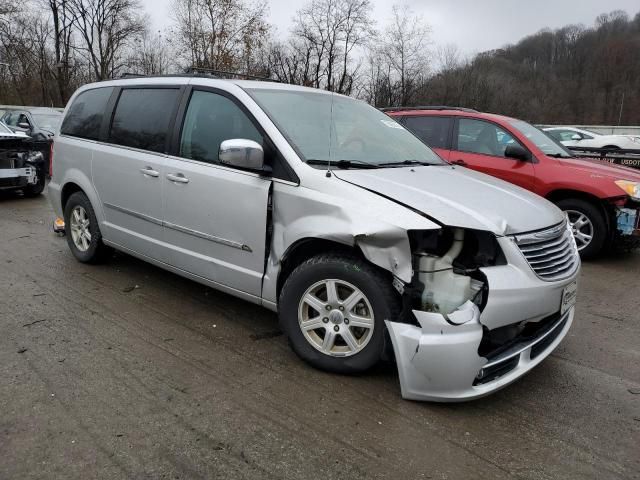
452, 159, 468, 167
167, 173, 189, 184
140, 166, 159, 177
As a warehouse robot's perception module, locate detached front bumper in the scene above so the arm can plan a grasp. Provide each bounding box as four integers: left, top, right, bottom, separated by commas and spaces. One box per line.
386, 235, 579, 402
386, 306, 574, 402
0, 167, 38, 189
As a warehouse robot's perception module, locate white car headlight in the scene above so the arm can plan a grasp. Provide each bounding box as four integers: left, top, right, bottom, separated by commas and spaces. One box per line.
615, 180, 640, 201
629, 136, 640, 145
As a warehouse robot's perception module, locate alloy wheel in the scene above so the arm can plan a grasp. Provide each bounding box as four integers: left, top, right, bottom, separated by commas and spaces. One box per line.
565, 209, 594, 251
69, 205, 91, 252
297, 279, 375, 357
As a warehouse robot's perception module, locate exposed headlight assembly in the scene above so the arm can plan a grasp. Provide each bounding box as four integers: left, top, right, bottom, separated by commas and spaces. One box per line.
615, 180, 640, 201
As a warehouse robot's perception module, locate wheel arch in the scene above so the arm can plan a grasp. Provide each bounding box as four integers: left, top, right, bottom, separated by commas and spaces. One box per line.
61, 181, 84, 211
546, 188, 616, 247
276, 237, 379, 301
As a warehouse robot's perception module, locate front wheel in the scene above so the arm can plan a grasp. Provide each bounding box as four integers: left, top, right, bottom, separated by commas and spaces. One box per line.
279, 253, 400, 374
556, 198, 607, 259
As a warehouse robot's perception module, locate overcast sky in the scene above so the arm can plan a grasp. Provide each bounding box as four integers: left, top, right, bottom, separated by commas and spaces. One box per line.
145, 0, 640, 56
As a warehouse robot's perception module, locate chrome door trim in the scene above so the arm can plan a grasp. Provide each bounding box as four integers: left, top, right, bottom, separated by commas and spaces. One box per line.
104, 202, 253, 252
163, 221, 252, 252
104, 202, 163, 226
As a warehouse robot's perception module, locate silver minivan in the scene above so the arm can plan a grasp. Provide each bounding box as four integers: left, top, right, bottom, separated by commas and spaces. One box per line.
49, 77, 580, 401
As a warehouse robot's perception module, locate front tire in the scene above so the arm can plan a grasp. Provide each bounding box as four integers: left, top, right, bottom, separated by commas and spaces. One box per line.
556, 198, 607, 259
64, 191, 111, 263
279, 253, 400, 374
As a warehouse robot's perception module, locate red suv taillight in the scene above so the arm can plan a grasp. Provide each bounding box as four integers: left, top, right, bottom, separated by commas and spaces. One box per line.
48, 140, 54, 178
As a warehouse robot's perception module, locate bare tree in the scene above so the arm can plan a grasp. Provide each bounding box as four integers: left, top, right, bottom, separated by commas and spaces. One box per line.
289, 0, 373, 93
46, 0, 75, 102
126, 25, 171, 75
67, 0, 144, 80
172, 0, 269, 73
379, 4, 431, 106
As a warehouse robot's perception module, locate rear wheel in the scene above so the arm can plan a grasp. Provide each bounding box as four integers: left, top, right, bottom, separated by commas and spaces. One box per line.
556, 198, 607, 259
64, 191, 111, 263
279, 253, 400, 374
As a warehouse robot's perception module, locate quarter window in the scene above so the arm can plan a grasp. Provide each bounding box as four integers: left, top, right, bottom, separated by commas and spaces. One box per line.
109, 88, 180, 153
457, 118, 523, 158
61, 87, 114, 140
403, 116, 452, 149
179, 90, 263, 164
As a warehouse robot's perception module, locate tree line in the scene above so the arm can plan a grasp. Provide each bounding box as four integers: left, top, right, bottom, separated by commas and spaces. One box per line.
0, 0, 638, 125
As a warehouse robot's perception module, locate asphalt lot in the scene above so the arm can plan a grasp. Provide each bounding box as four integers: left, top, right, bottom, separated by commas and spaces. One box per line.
1, 191, 639, 480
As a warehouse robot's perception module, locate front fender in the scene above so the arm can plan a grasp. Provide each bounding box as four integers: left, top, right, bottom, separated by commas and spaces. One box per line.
261, 183, 439, 307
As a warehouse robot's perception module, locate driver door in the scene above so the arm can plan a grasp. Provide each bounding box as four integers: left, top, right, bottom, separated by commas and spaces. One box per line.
451, 118, 536, 191
163, 88, 271, 297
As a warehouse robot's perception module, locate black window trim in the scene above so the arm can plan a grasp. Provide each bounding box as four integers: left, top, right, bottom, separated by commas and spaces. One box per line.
398, 114, 455, 150
452, 117, 538, 164
171, 85, 299, 184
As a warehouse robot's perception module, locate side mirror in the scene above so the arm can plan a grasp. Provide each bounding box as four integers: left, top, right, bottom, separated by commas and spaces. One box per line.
504, 144, 531, 161
219, 139, 264, 170
17, 122, 30, 130
571, 134, 581, 141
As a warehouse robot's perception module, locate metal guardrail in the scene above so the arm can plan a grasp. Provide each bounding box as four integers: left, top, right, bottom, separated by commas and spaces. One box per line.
567, 146, 640, 170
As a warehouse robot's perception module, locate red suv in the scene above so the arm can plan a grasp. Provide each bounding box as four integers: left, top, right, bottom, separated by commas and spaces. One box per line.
387, 107, 640, 258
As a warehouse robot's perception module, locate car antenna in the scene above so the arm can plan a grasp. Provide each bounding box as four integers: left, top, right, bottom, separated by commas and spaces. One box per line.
326, 93, 335, 178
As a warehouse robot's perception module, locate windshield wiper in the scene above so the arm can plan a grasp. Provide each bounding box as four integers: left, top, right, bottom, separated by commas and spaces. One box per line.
379, 160, 435, 167
546, 153, 573, 158
306, 159, 381, 169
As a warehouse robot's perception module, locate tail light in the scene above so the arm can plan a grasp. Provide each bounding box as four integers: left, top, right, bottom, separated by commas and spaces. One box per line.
48, 140, 54, 178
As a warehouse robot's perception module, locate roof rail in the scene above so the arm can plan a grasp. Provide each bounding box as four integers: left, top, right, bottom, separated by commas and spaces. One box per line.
381, 106, 478, 113
185, 67, 280, 82
118, 68, 280, 83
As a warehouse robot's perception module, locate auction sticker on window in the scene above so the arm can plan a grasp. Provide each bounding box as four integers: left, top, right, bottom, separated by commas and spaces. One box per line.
561, 281, 578, 315
380, 120, 405, 129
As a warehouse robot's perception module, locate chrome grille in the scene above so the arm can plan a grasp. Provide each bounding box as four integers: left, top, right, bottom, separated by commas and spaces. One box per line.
514, 221, 579, 281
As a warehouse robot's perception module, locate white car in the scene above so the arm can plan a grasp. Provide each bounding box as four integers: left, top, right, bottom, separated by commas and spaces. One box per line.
544, 126, 640, 150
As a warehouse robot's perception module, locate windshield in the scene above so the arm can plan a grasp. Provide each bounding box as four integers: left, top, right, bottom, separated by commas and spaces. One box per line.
509, 119, 572, 157
33, 113, 61, 131
248, 89, 445, 167
0, 121, 13, 134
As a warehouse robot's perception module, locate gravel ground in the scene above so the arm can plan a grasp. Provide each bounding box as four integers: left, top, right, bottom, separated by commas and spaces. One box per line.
1, 191, 639, 480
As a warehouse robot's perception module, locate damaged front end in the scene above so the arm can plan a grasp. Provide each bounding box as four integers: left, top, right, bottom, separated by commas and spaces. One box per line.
0, 137, 43, 191
385, 227, 576, 402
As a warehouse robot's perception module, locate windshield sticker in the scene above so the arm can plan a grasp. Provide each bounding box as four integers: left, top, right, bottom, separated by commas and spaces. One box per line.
381, 120, 405, 129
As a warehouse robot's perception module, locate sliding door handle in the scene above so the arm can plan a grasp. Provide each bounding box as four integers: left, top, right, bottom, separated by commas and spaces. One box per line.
167, 173, 189, 184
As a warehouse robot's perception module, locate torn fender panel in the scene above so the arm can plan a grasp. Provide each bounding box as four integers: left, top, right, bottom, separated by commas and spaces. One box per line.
385, 302, 487, 402
261, 182, 439, 306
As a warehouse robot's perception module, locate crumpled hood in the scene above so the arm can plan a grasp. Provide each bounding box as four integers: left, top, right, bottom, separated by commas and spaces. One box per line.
334, 165, 564, 235
556, 157, 640, 181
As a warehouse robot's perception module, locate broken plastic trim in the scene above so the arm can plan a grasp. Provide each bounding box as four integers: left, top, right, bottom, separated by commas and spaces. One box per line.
385, 301, 486, 401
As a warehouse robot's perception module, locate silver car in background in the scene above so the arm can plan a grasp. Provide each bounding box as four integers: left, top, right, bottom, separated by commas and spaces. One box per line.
48, 77, 580, 401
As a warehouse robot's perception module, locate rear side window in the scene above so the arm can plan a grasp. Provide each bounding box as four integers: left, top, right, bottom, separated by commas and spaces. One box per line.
61, 87, 113, 140
403, 116, 452, 149
109, 88, 180, 153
